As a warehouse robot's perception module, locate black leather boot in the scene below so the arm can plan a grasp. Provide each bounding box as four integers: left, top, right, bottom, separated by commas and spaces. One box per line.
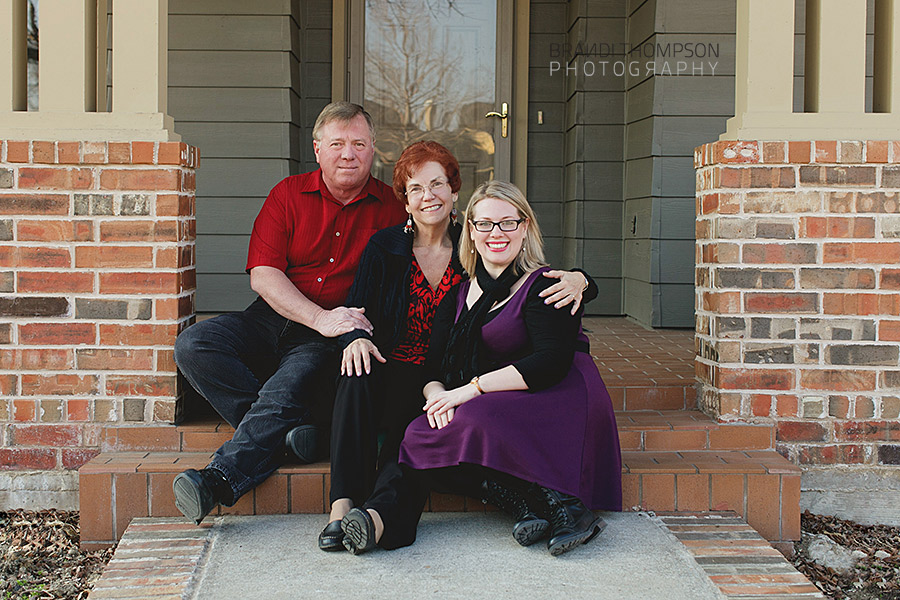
538, 487, 606, 556
481, 480, 550, 546
173, 467, 233, 525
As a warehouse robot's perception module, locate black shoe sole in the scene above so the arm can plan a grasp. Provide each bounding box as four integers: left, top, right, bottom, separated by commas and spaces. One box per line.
286, 425, 321, 464
173, 471, 208, 525
513, 518, 550, 546
548, 516, 607, 557
341, 508, 376, 555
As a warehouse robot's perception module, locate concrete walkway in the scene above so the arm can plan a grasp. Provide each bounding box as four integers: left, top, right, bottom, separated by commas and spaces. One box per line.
87, 512, 826, 600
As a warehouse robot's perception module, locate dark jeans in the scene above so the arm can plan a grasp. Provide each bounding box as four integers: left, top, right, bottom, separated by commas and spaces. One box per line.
174, 298, 338, 501
329, 358, 426, 506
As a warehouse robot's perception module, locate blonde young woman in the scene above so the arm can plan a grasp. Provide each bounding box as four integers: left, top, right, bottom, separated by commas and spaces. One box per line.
340, 180, 622, 557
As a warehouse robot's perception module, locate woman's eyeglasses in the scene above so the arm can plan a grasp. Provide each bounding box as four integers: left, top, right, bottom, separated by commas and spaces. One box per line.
470, 218, 526, 233
406, 180, 449, 199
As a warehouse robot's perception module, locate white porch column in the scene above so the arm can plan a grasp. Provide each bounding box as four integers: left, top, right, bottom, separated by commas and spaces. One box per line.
0, 0, 27, 111
874, 0, 900, 113
112, 0, 168, 114
805, 0, 867, 113
39, 0, 97, 112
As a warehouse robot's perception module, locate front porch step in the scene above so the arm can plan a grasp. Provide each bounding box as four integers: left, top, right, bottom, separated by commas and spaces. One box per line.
79, 410, 799, 550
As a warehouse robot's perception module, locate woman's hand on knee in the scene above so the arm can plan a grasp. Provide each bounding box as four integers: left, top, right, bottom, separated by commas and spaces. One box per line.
340, 338, 386, 377
423, 386, 478, 429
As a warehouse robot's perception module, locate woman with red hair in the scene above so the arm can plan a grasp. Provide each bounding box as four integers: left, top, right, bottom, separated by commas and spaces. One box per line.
317, 141, 594, 552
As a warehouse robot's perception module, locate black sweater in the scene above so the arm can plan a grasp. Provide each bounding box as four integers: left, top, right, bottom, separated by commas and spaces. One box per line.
339, 222, 599, 357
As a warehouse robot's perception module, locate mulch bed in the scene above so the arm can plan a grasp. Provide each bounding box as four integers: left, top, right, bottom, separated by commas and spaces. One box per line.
792, 511, 900, 600
0, 510, 114, 600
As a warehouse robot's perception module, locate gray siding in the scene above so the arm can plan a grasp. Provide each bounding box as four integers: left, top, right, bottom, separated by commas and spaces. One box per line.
167, 0, 332, 313
622, 0, 734, 328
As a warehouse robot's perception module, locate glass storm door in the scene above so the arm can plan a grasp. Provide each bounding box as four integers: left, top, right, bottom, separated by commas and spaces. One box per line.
348, 0, 514, 203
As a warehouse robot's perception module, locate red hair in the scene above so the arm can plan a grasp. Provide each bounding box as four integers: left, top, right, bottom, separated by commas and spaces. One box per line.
392, 141, 461, 203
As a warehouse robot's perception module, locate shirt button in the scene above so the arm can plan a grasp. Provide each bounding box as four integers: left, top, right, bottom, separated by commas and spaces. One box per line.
329, 258, 335, 263
335, 231, 341, 236
317, 277, 322, 282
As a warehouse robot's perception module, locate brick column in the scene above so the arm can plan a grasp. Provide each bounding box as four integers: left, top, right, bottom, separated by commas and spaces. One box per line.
0, 140, 196, 507
696, 140, 900, 468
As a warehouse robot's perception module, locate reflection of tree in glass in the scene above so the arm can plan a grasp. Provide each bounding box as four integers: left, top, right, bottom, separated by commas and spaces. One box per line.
365, 0, 495, 196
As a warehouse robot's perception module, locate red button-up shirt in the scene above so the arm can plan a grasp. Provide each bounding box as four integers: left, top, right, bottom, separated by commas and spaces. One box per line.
246, 170, 406, 310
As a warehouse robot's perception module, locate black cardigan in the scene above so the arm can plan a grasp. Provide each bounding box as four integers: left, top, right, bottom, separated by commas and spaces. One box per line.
338, 222, 464, 353
338, 222, 599, 354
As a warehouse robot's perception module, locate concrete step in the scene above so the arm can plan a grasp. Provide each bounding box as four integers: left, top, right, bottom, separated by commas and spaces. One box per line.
79, 411, 798, 550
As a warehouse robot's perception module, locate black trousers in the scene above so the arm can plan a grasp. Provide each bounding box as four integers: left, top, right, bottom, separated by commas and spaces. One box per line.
329, 358, 426, 506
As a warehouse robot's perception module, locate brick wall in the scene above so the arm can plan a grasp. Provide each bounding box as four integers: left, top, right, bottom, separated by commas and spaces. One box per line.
695, 140, 900, 469
0, 140, 196, 509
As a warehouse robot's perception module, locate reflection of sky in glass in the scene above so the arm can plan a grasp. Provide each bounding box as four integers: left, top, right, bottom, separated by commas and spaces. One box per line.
364, 0, 496, 133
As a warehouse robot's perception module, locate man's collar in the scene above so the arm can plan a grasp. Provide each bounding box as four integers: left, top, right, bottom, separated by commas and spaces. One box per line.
309, 169, 382, 205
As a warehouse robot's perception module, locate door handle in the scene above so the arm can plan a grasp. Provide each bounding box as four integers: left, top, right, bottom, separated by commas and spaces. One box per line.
485, 102, 509, 138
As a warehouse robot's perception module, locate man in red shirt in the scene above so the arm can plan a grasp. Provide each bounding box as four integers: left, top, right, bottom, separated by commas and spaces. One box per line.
172, 103, 407, 524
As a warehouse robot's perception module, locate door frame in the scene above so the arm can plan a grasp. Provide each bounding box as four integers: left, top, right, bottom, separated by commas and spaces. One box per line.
330, 0, 530, 192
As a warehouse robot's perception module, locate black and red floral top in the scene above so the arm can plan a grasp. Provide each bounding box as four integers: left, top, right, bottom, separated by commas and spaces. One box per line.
389, 255, 464, 364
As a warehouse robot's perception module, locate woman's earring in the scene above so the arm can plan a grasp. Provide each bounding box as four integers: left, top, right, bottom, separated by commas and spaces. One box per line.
404, 215, 414, 234
450, 208, 458, 224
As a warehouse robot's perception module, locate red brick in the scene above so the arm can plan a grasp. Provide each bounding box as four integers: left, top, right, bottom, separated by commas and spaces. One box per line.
131, 142, 155, 164
744, 293, 817, 313
290, 474, 326, 513
82, 142, 107, 164
800, 369, 877, 391
0, 447, 56, 470
709, 426, 773, 450
780, 474, 801, 540
743, 243, 816, 264
57, 142, 81, 164
157, 143, 186, 165
18, 220, 93, 242
711, 473, 745, 516
834, 420, 900, 442
114, 473, 149, 539
13, 399, 35, 421
18, 271, 93, 293
823, 293, 900, 316
19, 323, 95, 345
879, 320, 900, 341
0, 348, 73, 370
645, 430, 707, 451
106, 375, 176, 397
788, 141, 811, 163
813, 141, 837, 163
824, 242, 900, 264
18, 167, 93, 190
747, 474, 780, 541
80, 473, 114, 543
800, 216, 875, 239
21, 374, 98, 396
0, 193, 69, 215
66, 399, 91, 421
776, 421, 827, 442
99, 169, 179, 191
31, 141, 55, 163
641, 474, 676, 511
12, 424, 81, 447
100, 220, 179, 242
6, 141, 29, 162
866, 141, 889, 163
98, 323, 178, 346
676, 474, 710, 511
62, 448, 100, 470
75, 246, 153, 268
762, 142, 786, 164
881, 270, 900, 290
0, 246, 71, 268
104, 427, 179, 452
799, 444, 865, 464
107, 142, 131, 164
99, 272, 180, 295
156, 349, 176, 372
147, 473, 181, 518
76, 349, 154, 371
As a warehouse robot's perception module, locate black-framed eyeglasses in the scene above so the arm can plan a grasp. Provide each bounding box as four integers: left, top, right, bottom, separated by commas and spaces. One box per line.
470, 218, 526, 233
406, 180, 449, 199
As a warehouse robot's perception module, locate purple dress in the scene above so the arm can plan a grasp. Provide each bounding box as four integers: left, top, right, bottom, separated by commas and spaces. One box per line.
399, 268, 622, 511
